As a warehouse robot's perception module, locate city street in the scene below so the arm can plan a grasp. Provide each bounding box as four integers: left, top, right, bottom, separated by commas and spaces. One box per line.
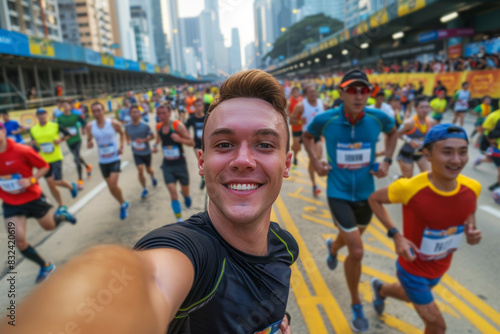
1, 112, 499, 333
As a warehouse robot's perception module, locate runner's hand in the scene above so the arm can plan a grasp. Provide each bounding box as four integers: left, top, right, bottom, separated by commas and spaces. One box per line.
18, 178, 32, 189
465, 223, 482, 245
152, 146, 158, 154
87, 140, 94, 149
280, 314, 291, 334
409, 140, 421, 149
53, 138, 63, 145
135, 138, 144, 144
171, 133, 182, 143
371, 161, 389, 178
118, 146, 123, 155
313, 160, 331, 176
394, 235, 418, 261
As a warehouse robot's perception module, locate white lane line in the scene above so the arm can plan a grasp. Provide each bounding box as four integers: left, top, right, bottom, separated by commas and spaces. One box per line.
67, 160, 130, 215
479, 205, 500, 218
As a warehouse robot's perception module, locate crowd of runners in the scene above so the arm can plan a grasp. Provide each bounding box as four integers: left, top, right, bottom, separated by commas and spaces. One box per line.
1, 68, 500, 333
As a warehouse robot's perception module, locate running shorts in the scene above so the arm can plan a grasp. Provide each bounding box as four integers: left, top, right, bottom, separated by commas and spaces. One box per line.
133, 154, 152, 167
99, 160, 121, 179
327, 197, 373, 233
162, 163, 189, 186
44, 161, 63, 180
396, 260, 442, 305
3, 194, 52, 219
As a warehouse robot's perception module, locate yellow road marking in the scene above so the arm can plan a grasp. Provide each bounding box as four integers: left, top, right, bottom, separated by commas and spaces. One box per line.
290, 170, 304, 177
285, 176, 314, 187
271, 210, 330, 332
275, 196, 352, 333
288, 187, 325, 206
302, 214, 335, 229
303, 206, 333, 219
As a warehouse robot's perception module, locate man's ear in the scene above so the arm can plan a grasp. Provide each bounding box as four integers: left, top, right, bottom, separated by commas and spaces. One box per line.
283, 151, 293, 178
197, 149, 205, 176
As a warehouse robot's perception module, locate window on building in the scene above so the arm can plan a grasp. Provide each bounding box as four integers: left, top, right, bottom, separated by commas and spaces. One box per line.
10, 16, 19, 26
77, 13, 87, 17
23, 5, 30, 15
79, 23, 89, 27
8, 2, 16, 11
76, 3, 86, 7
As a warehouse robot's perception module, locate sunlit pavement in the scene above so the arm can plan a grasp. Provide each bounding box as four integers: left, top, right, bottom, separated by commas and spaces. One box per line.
1, 111, 500, 333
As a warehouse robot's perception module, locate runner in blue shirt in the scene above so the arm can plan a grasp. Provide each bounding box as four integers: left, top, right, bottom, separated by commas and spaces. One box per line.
303, 69, 398, 332
2, 111, 28, 144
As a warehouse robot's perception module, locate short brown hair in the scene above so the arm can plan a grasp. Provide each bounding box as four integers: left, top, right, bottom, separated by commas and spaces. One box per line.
202, 70, 289, 151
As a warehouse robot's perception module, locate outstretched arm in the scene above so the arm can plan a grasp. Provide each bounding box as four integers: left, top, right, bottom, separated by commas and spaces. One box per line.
1, 245, 194, 333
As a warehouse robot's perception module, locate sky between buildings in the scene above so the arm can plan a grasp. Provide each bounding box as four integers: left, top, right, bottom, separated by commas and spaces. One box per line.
178, 0, 255, 66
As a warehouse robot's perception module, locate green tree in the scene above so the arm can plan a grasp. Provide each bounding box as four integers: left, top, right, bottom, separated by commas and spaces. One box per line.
265, 14, 344, 60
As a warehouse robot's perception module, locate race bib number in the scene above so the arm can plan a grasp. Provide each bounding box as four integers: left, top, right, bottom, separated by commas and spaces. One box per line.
0, 174, 24, 194
336, 142, 371, 169
253, 319, 282, 334
419, 225, 464, 261
196, 129, 203, 139
163, 145, 180, 160
99, 144, 116, 158
68, 127, 78, 136
40, 142, 55, 153
132, 141, 146, 151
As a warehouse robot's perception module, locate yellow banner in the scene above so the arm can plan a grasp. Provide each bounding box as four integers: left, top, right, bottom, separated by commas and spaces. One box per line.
28, 36, 55, 57
370, 8, 389, 28
398, 0, 426, 17
101, 53, 115, 67
368, 70, 500, 99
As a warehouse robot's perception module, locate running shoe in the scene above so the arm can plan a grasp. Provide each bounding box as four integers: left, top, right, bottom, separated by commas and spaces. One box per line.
488, 182, 500, 192
77, 180, 84, 191
371, 278, 386, 316
200, 178, 205, 190
185, 196, 192, 208
120, 201, 130, 220
313, 185, 321, 197
141, 188, 148, 199
473, 155, 484, 167
176, 217, 183, 223
293, 156, 298, 166
70, 182, 78, 198
351, 304, 369, 332
35, 263, 56, 284
493, 188, 500, 205
56, 205, 68, 214
55, 209, 77, 224
152, 177, 158, 187
86, 164, 93, 178
326, 238, 338, 270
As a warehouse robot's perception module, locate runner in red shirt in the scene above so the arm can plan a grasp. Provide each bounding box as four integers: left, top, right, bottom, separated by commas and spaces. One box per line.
368, 124, 482, 334
288, 86, 303, 168
0, 122, 77, 284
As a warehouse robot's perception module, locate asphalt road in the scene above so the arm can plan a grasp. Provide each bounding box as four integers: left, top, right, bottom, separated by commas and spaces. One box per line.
1, 111, 499, 333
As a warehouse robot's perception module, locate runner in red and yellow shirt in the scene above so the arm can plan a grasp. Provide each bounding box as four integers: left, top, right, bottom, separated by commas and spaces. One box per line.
368, 124, 482, 334
288, 86, 303, 167
0, 122, 76, 284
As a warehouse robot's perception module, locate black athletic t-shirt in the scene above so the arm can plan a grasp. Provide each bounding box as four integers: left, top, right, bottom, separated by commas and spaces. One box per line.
158, 122, 185, 165
134, 211, 299, 334
185, 115, 205, 149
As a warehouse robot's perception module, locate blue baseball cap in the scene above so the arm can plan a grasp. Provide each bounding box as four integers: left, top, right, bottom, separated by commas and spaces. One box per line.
36, 108, 47, 114
421, 124, 468, 150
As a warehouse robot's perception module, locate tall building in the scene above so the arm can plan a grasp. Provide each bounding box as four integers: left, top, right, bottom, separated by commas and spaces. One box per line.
229, 28, 242, 74
254, 0, 274, 67
180, 17, 201, 58
199, 9, 217, 75
151, 0, 169, 68
301, 0, 344, 22
58, 0, 81, 45
130, 0, 157, 64
163, 0, 184, 72
183, 47, 197, 77
0, 0, 62, 41
109, 0, 136, 59
130, 6, 151, 62
345, 0, 372, 29
73, 0, 115, 53
244, 42, 256, 70
272, 0, 292, 41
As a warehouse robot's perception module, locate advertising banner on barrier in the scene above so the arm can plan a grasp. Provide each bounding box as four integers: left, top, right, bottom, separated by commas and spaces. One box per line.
114, 57, 126, 70
434, 72, 465, 96
29, 36, 55, 57
398, 0, 426, 17
465, 70, 500, 99
101, 53, 115, 67
84, 49, 102, 66
0, 29, 30, 56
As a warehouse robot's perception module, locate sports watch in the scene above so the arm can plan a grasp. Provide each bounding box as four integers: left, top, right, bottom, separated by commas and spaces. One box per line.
387, 227, 399, 238
30, 177, 37, 185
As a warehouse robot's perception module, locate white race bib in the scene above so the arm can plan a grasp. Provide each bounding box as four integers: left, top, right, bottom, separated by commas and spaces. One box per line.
132, 141, 146, 150
0, 174, 24, 194
68, 127, 78, 136
196, 129, 203, 139
419, 225, 464, 261
40, 142, 55, 153
99, 144, 116, 158
163, 145, 180, 160
336, 142, 371, 169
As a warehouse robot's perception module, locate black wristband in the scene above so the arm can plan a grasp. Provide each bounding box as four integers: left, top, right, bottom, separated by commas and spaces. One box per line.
383, 157, 393, 165
387, 227, 399, 238
285, 311, 291, 325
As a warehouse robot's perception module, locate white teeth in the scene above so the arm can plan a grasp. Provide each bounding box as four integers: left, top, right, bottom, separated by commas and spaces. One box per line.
227, 183, 260, 190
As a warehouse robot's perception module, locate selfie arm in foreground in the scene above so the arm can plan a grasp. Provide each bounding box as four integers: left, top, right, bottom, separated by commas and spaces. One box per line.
2, 245, 193, 333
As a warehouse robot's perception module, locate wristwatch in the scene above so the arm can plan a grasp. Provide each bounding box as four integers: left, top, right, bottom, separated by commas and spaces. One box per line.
383, 157, 393, 165
387, 227, 399, 238
30, 177, 37, 185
